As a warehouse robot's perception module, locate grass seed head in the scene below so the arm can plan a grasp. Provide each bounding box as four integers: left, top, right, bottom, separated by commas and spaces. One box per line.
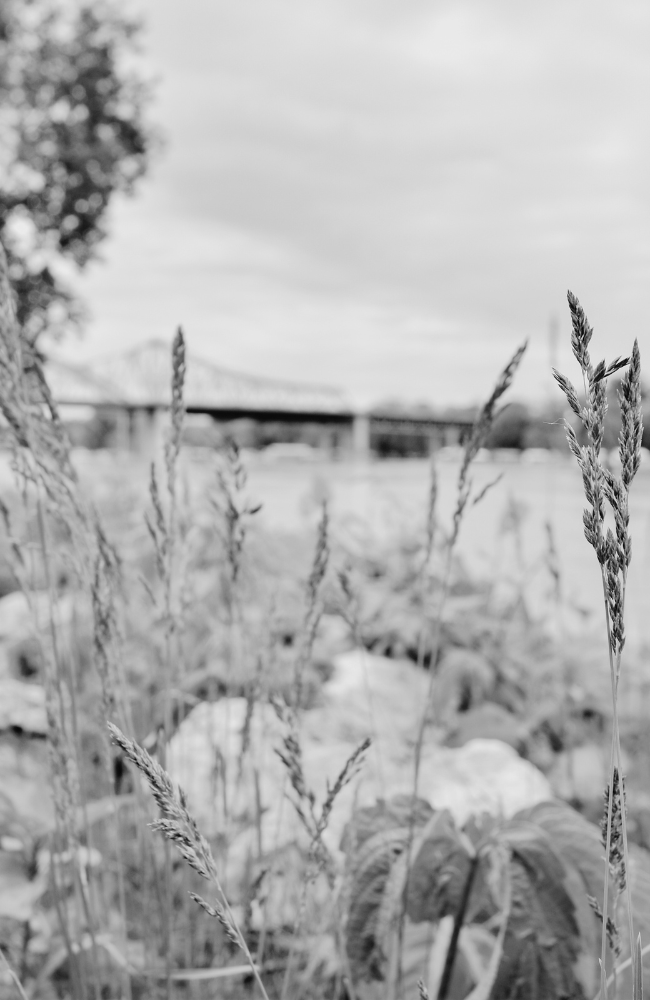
418, 979, 431, 1000
293, 500, 329, 708
189, 892, 241, 948
319, 737, 371, 836
451, 341, 526, 549
618, 339, 643, 489
108, 722, 219, 882
424, 458, 438, 565
165, 326, 186, 494
601, 768, 627, 895
553, 369, 582, 419
587, 895, 621, 957
567, 290, 593, 372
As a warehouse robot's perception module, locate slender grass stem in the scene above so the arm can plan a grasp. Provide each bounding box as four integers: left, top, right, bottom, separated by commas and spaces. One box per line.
601, 569, 635, 961
0, 947, 29, 1000
438, 852, 479, 1000
36, 491, 102, 1000
396, 539, 455, 998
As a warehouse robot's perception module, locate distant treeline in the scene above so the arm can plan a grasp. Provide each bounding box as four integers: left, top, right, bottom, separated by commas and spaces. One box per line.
483, 377, 650, 452
377, 376, 650, 454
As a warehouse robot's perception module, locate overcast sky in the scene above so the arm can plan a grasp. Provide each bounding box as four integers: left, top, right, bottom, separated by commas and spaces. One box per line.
58, 0, 650, 408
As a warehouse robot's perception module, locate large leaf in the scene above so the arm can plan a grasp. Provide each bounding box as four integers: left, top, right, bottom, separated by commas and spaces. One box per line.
343, 796, 611, 1000
515, 801, 606, 907
344, 796, 434, 981
346, 827, 410, 980
511, 801, 606, 996
490, 848, 582, 999
406, 811, 474, 924
485, 803, 612, 1000
341, 794, 434, 856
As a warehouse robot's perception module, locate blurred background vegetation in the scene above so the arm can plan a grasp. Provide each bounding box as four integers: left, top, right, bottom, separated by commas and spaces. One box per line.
0, 0, 155, 345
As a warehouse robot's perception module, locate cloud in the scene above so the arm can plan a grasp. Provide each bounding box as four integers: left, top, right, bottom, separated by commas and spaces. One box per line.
68, 0, 650, 405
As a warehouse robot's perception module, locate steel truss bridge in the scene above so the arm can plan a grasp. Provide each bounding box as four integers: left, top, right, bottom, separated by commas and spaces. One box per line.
47, 340, 473, 456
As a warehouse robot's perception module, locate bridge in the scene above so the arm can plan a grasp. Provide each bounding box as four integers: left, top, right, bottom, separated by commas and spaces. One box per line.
47, 340, 473, 457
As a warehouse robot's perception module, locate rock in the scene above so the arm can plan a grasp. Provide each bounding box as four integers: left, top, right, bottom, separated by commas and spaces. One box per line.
435, 648, 495, 717
0, 731, 53, 835
0, 591, 75, 648
0, 850, 47, 921
445, 702, 523, 750
549, 741, 623, 805
425, 739, 552, 826
0, 679, 47, 734
168, 651, 552, 894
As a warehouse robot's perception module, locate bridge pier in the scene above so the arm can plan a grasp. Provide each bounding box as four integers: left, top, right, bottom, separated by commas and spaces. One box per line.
426, 426, 444, 456
130, 407, 167, 461
351, 413, 371, 459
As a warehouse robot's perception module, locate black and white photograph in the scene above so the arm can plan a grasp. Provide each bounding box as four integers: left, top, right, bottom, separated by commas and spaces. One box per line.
1, 2, 649, 998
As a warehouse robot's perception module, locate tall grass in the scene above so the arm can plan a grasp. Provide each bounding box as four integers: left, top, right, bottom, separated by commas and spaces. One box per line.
554, 293, 644, 999
2, 229, 647, 1000
0, 236, 376, 998
395, 340, 526, 999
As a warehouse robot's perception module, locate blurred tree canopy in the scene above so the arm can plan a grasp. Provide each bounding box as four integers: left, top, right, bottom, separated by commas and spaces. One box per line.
0, 0, 155, 343
486, 401, 530, 450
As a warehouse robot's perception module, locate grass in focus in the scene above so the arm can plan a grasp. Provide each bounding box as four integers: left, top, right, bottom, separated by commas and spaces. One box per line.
0, 237, 650, 1000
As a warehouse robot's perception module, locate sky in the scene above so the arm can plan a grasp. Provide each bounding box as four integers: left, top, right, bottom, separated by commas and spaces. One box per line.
57, 0, 650, 409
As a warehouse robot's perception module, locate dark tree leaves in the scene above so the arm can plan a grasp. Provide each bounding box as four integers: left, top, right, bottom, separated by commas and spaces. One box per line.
0, 0, 155, 342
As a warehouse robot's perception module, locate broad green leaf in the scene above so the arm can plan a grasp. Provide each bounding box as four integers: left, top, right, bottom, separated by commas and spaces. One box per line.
492, 815, 592, 1000
341, 795, 433, 856
344, 796, 436, 981
344, 796, 613, 1000
406, 810, 473, 924
346, 827, 410, 980
517, 801, 614, 995
516, 801, 606, 906
462, 852, 512, 1000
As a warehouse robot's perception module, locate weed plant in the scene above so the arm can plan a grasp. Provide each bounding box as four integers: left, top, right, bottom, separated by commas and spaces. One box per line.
2, 229, 649, 1000
554, 292, 644, 999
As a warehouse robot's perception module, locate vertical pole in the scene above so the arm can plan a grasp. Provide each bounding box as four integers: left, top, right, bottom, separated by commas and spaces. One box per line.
352, 412, 371, 459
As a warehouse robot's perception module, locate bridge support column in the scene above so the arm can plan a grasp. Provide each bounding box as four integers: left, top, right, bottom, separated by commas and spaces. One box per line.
445, 425, 462, 446
112, 408, 131, 451
427, 426, 444, 457
131, 407, 167, 461
352, 413, 371, 460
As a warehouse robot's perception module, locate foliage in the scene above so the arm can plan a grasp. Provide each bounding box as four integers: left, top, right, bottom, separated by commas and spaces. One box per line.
4, 233, 650, 1000
485, 402, 530, 451
343, 796, 614, 1000
0, 0, 154, 342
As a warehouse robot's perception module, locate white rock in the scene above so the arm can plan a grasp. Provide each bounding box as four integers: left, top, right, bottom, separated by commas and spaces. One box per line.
168, 652, 552, 883
425, 739, 552, 826
0, 733, 53, 833
0, 591, 75, 644
549, 741, 622, 805
0, 679, 47, 734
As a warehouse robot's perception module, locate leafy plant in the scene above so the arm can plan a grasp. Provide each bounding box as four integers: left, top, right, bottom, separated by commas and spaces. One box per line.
343, 796, 612, 1000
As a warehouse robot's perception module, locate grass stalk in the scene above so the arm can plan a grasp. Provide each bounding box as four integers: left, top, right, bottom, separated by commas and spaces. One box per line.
0, 947, 29, 1000
395, 341, 526, 998
554, 294, 642, 997
109, 722, 272, 1000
